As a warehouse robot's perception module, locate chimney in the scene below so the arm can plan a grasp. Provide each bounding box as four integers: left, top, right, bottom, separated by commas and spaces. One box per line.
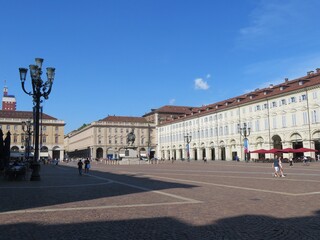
284, 78, 289, 82
269, 84, 273, 88
307, 71, 314, 76
316, 68, 320, 74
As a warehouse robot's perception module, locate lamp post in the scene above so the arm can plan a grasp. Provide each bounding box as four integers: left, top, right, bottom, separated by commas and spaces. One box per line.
22, 120, 33, 162
184, 133, 192, 161
19, 58, 55, 181
239, 123, 251, 162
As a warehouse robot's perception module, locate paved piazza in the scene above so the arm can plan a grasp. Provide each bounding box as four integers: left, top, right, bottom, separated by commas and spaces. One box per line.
1, 160, 320, 240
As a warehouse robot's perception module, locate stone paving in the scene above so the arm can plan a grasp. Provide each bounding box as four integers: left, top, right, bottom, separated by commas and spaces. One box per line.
1, 160, 320, 239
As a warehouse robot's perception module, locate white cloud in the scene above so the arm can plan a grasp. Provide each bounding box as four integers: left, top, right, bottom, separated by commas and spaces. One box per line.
169, 99, 176, 105
194, 78, 210, 90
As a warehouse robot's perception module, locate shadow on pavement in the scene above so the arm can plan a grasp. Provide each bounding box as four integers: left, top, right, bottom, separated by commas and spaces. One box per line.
0, 210, 320, 239
0, 164, 197, 213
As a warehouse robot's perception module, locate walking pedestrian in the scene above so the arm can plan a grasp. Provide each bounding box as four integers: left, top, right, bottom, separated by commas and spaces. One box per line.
278, 156, 285, 177
78, 159, 83, 175
84, 158, 90, 173
272, 156, 281, 177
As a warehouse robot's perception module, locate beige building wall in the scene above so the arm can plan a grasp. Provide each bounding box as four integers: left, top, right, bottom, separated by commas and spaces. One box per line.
0, 115, 65, 160
158, 75, 320, 161
65, 118, 156, 160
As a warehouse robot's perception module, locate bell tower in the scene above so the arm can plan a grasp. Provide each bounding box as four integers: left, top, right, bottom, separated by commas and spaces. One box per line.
2, 81, 16, 111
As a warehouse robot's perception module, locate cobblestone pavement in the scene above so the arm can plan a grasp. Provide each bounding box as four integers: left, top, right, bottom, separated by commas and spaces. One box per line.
1, 160, 320, 240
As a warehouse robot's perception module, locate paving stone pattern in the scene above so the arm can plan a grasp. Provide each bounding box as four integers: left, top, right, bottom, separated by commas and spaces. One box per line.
0, 160, 320, 239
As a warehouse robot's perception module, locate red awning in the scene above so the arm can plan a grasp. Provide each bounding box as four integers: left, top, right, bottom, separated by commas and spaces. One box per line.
250, 148, 285, 154
250, 149, 269, 154
294, 147, 318, 153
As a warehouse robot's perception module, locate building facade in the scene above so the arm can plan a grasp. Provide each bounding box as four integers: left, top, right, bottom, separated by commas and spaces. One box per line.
64, 116, 156, 160
0, 110, 65, 160
158, 69, 320, 161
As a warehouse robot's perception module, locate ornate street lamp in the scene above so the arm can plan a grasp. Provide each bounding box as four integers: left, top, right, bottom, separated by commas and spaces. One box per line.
184, 133, 192, 161
22, 120, 33, 162
19, 58, 55, 181
238, 123, 251, 162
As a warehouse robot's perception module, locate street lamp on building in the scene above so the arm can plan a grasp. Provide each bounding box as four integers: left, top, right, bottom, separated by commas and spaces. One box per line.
22, 120, 33, 162
19, 58, 55, 181
238, 123, 251, 162
184, 133, 192, 161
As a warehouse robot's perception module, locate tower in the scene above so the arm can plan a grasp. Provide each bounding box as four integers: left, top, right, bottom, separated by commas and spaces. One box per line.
2, 81, 16, 111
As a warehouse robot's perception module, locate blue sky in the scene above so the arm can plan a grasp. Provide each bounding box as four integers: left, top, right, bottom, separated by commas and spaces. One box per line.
1, 0, 320, 134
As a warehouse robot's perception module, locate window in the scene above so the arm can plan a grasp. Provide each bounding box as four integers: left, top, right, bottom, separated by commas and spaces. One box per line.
272, 117, 277, 129
256, 105, 261, 111
21, 134, 25, 143
14, 125, 18, 131
282, 116, 287, 128
263, 103, 268, 110
6, 125, 10, 130
281, 99, 286, 105
264, 119, 269, 130
313, 91, 317, 99
271, 101, 277, 108
303, 112, 308, 125
290, 97, 296, 103
55, 135, 59, 144
312, 110, 319, 124
42, 126, 47, 131
292, 114, 297, 127
42, 135, 47, 143
300, 94, 307, 101
13, 135, 17, 143
224, 126, 229, 135
255, 120, 260, 132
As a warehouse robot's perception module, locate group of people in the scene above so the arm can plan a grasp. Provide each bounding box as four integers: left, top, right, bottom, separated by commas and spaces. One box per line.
272, 156, 286, 177
77, 158, 91, 175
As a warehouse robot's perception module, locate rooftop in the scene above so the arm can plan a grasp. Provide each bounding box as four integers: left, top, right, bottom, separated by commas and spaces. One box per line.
0, 110, 57, 120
